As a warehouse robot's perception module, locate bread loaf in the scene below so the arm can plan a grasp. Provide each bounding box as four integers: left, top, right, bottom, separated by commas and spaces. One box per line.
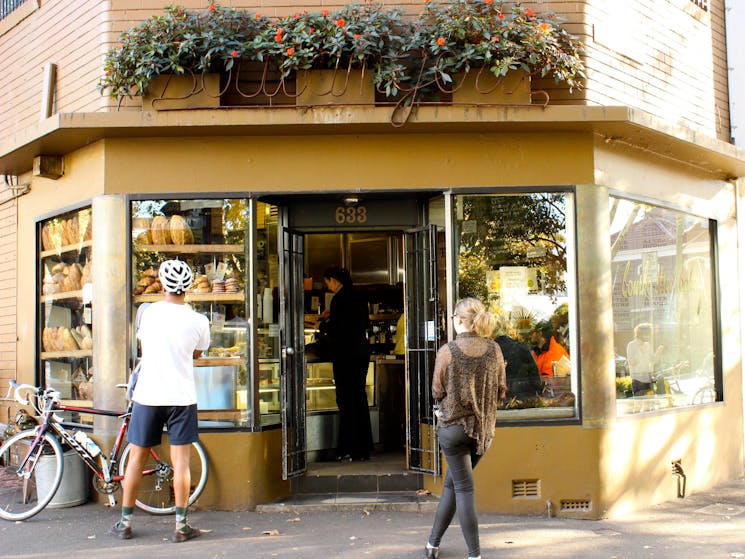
151, 216, 171, 244
169, 215, 193, 245
61, 328, 79, 351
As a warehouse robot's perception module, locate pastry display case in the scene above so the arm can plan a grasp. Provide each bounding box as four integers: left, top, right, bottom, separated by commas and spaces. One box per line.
38, 207, 94, 424
131, 198, 249, 427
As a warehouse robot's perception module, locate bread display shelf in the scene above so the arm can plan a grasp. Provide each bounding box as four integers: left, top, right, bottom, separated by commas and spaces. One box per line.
40, 240, 92, 259
41, 349, 93, 359
41, 289, 84, 303
193, 357, 244, 367
133, 292, 245, 303
134, 244, 244, 254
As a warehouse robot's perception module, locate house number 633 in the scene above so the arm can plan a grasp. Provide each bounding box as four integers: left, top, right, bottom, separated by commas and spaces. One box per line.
335, 205, 367, 224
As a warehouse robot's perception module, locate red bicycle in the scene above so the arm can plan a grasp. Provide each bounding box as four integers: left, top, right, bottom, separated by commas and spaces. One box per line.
0, 381, 208, 521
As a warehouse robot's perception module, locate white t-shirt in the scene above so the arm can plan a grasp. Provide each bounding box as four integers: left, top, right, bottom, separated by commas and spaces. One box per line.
626, 338, 655, 383
134, 301, 211, 406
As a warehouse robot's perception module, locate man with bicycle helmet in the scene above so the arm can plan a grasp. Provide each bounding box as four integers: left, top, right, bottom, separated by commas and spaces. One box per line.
110, 259, 210, 543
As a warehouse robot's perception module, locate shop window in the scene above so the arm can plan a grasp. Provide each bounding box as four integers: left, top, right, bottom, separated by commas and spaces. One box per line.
256, 201, 281, 426
38, 206, 93, 425
453, 193, 577, 421
131, 199, 249, 428
610, 198, 719, 415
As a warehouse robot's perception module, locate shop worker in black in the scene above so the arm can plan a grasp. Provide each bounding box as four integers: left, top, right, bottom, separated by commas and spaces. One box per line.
320, 266, 373, 461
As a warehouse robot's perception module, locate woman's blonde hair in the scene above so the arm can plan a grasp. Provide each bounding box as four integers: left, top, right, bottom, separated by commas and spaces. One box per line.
453, 297, 497, 338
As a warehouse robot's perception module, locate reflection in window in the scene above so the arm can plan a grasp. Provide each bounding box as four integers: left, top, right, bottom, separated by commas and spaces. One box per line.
610, 199, 718, 415
454, 193, 576, 419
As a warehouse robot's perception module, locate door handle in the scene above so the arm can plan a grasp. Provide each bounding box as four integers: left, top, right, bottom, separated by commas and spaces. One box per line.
283, 347, 295, 357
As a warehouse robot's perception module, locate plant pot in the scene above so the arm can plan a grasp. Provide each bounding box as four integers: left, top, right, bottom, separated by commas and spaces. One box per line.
452, 69, 531, 105
142, 73, 221, 111
296, 69, 375, 106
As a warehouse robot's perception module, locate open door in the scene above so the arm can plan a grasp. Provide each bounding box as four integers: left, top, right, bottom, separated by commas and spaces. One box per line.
404, 225, 441, 475
279, 226, 307, 479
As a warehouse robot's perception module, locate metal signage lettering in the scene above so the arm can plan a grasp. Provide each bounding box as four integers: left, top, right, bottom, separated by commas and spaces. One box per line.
289, 198, 420, 228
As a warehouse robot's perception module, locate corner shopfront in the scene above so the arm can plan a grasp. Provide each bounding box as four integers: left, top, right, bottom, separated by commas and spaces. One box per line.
13, 106, 745, 518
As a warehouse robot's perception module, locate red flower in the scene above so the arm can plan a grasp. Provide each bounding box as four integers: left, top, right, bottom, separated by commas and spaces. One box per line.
491, 36, 499, 42
498, 12, 504, 20
294, 13, 300, 20
231, 50, 239, 58
322, 9, 330, 16
286, 47, 295, 56
255, 13, 262, 18
354, 33, 362, 40
485, 0, 493, 4
436, 37, 446, 47
525, 8, 536, 17
310, 27, 315, 33
336, 18, 345, 27
208, 4, 216, 12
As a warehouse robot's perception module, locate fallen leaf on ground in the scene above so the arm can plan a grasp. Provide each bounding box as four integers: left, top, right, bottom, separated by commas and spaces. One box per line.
262, 529, 280, 536
199, 529, 213, 533
286, 517, 301, 522
416, 489, 431, 496
242, 527, 252, 531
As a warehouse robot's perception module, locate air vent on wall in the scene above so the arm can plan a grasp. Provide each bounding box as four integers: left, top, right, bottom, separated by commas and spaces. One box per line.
560, 499, 592, 512
512, 479, 540, 498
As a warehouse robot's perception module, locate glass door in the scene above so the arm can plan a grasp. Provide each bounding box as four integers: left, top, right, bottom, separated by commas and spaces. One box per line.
280, 224, 307, 479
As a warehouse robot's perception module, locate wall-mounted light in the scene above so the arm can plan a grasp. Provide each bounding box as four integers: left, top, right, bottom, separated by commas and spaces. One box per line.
342, 195, 361, 206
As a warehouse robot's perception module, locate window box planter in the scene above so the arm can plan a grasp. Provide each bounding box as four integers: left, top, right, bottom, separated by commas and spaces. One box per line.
451, 69, 531, 105
142, 73, 221, 111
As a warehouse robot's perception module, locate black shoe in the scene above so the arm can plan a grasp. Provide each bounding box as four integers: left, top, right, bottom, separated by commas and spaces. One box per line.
172, 525, 201, 543
424, 544, 439, 559
109, 523, 132, 540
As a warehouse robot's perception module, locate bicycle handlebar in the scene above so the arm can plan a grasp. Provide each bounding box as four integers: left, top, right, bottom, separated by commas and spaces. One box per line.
6, 380, 37, 406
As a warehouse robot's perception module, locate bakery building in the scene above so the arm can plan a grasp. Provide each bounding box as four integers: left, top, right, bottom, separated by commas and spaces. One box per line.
1, 1, 745, 519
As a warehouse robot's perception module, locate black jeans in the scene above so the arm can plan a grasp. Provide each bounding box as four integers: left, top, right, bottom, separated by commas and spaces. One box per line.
428, 424, 483, 558
333, 353, 373, 460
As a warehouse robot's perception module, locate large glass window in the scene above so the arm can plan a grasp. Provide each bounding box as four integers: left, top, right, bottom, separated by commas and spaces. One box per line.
131, 198, 249, 428
610, 198, 718, 415
453, 193, 576, 420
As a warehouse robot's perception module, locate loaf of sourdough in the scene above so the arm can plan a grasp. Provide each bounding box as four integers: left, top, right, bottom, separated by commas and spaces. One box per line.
169, 215, 194, 245
150, 215, 171, 244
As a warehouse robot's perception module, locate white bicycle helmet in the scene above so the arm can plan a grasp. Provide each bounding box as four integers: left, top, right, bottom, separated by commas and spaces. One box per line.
158, 259, 194, 294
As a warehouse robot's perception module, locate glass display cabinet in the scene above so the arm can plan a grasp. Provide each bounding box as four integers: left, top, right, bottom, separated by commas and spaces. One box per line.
38, 207, 94, 425
131, 199, 249, 427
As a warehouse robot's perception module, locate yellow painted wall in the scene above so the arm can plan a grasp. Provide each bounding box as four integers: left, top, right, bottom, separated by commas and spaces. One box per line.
101, 133, 596, 194
197, 429, 289, 510
15, 142, 104, 385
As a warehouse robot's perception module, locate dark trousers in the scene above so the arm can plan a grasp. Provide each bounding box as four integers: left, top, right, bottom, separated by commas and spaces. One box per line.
429, 424, 482, 558
333, 353, 373, 459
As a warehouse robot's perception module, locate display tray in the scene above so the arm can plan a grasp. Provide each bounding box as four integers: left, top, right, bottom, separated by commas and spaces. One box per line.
193, 357, 244, 366
496, 407, 575, 419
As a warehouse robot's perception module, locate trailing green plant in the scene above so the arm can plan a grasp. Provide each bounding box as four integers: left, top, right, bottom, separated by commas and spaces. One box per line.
98, 1, 585, 101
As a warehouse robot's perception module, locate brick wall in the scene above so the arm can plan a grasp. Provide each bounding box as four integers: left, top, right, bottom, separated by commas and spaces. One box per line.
0, 186, 18, 422
0, 1, 733, 142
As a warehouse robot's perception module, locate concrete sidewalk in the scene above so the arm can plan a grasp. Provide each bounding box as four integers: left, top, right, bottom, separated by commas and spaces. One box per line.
2, 478, 745, 559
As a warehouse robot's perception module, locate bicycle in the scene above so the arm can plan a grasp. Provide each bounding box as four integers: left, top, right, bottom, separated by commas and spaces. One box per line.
0, 380, 208, 521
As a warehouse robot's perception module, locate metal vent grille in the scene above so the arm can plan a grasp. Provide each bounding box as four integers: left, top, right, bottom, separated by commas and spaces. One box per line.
560, 499, 592, 512
512, 479, 540, 498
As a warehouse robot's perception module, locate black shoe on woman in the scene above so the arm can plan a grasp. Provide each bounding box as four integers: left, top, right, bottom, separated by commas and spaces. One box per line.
424, 543, 439, 559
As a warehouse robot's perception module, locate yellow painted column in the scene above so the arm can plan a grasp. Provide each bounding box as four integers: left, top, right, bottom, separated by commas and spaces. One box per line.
92, 194, 129, 435
574, 184, 615, 426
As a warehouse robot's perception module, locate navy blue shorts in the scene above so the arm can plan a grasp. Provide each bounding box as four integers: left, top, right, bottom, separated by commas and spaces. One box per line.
127, 403, 198, 447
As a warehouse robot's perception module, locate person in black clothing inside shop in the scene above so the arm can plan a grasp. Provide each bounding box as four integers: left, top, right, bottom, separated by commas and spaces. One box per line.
320, 266, 373, 462
495, 333, 543, 401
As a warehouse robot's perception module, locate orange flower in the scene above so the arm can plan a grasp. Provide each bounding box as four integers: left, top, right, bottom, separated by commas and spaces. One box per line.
498, 12, 504, 20
286, 47, 295, 56
485, 0, 493, 4
231, 50, 239, 58
539, 22, 551, 33
294, 13, 300, 20
207, 4, 215, 12
525, 8, 536, 17
436, 37, 446, 47
255, 13, 262, 18
322, 9, 330, 16
491, 36, 499, 42
336, 18, 345, 27
354, 33, 362, 40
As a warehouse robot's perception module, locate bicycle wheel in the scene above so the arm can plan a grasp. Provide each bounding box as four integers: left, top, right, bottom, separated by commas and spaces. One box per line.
119, 439, 208, 515
0, 429, 64, 521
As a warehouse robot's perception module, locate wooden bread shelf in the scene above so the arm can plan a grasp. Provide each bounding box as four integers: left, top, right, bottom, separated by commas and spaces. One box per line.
40, 240, 92, 259
133, 292, 245, 303
41, 349, 93, 359
193, 357, 244, 366
134, 243, 244, 254
41, 289, 84, 303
